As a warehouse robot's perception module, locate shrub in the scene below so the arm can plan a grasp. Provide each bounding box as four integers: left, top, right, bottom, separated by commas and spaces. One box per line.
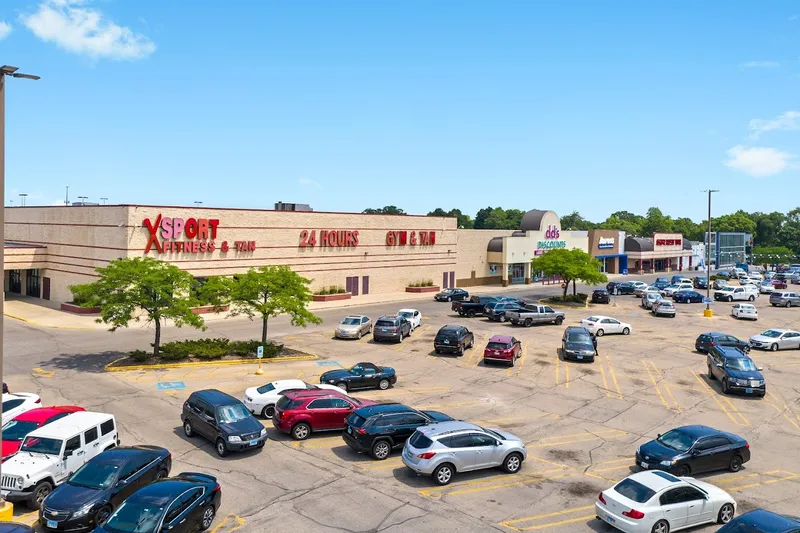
710, 275, 725, 281
159, 338, 230, 360
336, 285, 347, 294
545, 294, 587, 304
130, 350, 150, 362
408, 279, 434, 288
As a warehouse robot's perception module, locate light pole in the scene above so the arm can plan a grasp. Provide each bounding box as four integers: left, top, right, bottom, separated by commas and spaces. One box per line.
1, 64, 40, 515
65, 185, 70, 205
77, 195, 88, 205
194, 201, 202, 207
100, 197, 108, 205
703, 189, 719, 317
19, 193, 27, 206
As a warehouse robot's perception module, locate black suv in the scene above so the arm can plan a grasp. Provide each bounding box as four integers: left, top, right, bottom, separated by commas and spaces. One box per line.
591, 289, 610, 304
342, 403, 453, 460
182, 389, 267, 457
433, 325, 475, 355
561, 326, 596, 362
434, 288, 469, 302
707, 346, 766, 397
694, 277, 709, 289
373, 315, 413, 343
485, 302, 522, 322
695, 332, 751, 354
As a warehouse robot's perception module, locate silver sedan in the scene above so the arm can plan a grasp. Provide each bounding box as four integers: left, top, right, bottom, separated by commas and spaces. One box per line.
749, 329, 800, 351
334, 315, 372, 339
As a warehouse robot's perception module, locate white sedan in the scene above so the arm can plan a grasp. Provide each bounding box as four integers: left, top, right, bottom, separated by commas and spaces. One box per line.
243, 380, 344, 418
581, 316, 632, 337
661, 283, 693, 297
596, 470, 736, 533
759, 282, 774, 294
397, 308, 422, 330
2, 393, 41, 426
731, 303, 758, 321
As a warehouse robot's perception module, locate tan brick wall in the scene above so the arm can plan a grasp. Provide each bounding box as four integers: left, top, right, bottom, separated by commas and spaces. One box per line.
455, 229, 515, 284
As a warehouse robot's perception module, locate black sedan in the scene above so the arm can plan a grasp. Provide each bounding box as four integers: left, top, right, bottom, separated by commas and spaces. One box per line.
591, 289, 610, 304
695, 332, 750, 354
93, 473, 221, 533
718, 509, 800, 532
694, 277, 709, 289
434, 288, 469, 302
673, 290, 704, 303
319, 362, 397, 391
0, 525, 34, 533
615, 282, 636, 295
636, 425, 750, 477
41, 446, 172, 532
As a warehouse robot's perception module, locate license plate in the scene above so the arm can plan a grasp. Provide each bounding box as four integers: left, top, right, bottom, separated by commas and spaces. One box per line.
381, 328, 388, 332
605, 515, 616, 524
249, 439, 258, 446
577, 355, 583, 359
746, 388, 753, 394
47, 521, 58, 529
348, 427, 353, 434
444, 339, 449, 344
640, 461, 649, 469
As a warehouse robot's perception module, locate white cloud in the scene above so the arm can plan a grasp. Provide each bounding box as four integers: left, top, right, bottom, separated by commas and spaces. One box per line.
790, 14, 798, 21
739, 60, 780, 69
748, 110, 800, 139
20, 0, 155, 60
0, 21, 11, 40
724, 145, 795, 177
298, 178, 322, 188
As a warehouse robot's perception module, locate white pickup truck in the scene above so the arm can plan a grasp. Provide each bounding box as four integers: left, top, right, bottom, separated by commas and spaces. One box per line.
713, 286, 757, 302
506, 305, 565, 327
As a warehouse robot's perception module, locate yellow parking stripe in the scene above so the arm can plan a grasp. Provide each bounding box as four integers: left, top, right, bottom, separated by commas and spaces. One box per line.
690, 370, 747, 426
500, 505, 596, 532
528, 429, 627, 448
764, 392, 800, 431
508, 344, 528, 377
641, 360, 680, 412
606, 353, 623, 399
420, 467, 569, 498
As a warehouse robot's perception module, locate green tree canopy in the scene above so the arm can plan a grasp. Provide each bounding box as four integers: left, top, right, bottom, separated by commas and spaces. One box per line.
70, 257, 206, 355
363, 206, 405, 215
560, 211, 595, 231
226, 266, 322, 344
530, 248, 608, 298
711, 210, 757, 235
427, 208, 474, 228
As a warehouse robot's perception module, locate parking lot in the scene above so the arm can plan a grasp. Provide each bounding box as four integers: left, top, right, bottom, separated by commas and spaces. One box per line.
5, 276, 800, 532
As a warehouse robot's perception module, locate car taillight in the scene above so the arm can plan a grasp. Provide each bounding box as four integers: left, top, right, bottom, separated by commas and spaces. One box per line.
623, 509, 645, 519
598, 492, 606, 504
745, 443, 750, 449
35, 399, 41, 404
418, 452, 437, 460
213, 484, 221, 493
357, 428, 367, 435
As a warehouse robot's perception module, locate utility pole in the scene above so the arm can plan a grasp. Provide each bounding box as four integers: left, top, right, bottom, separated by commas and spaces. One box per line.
703, 189, 719, 317
77, 195, 88, 205
194, 201, 202, 207
100, 197, 108, 205
65, 185, 70, 205
1, 64, 40, 515
19, 193, 27, 206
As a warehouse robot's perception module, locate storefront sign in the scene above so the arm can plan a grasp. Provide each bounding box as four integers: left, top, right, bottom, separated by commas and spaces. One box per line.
299, 230, 359, 248
545, 225, 560, 239
598, 237, 615, 249
656, 238, 681, 246
536, 240, 566, 251
386, 230, 436, 246
143, 214, 255, 254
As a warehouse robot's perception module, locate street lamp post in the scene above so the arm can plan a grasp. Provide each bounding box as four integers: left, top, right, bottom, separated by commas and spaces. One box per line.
100, 197, 108, 205
703, 189, 719, 317
18, 193, 27, 206
77, 195, 88, 205
194, 201, 202, 207
1, 64, 40, 515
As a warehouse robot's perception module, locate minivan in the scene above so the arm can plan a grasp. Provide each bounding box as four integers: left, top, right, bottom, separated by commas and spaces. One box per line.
182, 389, 267, 457
770, 291, 800, 307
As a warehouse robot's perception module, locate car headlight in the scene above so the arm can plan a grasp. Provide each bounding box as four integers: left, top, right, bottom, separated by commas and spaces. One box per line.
328, 379, 337, 384
260, 428, 267, 437
732, 378, 747, 386
228, 436, 242, 443
73, 503, 95, 517
15, 477, 23, 489
660, 460, 675, 467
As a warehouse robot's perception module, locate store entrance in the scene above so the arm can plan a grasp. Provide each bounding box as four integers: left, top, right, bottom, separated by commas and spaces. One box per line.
26, 269, 41, 298
510, 263, 525, 284
8, 270, 21, 294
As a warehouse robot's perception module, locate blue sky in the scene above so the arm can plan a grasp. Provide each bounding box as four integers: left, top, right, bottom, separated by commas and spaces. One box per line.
2, 1, 799, 221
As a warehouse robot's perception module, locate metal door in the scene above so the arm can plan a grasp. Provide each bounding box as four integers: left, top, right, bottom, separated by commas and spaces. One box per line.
350, 276, 359, 296
8, 270, 21, 294
362, 276, 369, 295
42, 277, 51, 300
449, 271, 455, 288
443, 272, 448, 289
26, 269, 40, 297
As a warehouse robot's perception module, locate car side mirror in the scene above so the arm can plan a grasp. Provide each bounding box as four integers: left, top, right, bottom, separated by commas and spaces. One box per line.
117, 478, 128, 486
691, 449, 700, 456
64, 449, 73, 457
716, 363, 723, 368
757, 367, 764, 372
494, 441, 501, 446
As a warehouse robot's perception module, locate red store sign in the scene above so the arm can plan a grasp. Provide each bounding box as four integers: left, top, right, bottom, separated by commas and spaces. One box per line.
656, 238, 682, 246
143, 215, 256, 254
299, 230, 359, 247
386, 231, 436, 246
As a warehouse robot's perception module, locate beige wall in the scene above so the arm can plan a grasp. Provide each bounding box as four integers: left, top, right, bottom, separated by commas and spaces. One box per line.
455, 229, 515, 286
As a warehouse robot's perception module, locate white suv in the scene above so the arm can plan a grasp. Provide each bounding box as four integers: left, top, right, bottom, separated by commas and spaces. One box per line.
0, 411, 119, 509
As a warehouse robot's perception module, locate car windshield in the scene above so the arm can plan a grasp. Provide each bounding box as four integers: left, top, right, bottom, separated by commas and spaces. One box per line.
726, 358, 758, 371
69, 461, 120, 489
480, 427, 504, 440
487, 342, 510, 350
103, 502, 165, 533
20, 436, 62, 455
341, 317, 361, 325
399, 312, 414, 318
657, 429, 695, 452
585, 316, 600, 322
613, 479, 655, 503
1, 420, 40, 441
660, 302, 674, 308
760, 330, 782, 338
567, 332, 592, 344
256, 383, 276, 394
216, 404, 250, 424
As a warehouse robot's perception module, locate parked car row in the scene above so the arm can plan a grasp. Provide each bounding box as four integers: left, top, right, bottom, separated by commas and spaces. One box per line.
334, 309, 423, 342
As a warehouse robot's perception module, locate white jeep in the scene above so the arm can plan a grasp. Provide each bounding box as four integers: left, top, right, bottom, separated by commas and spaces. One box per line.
0, 411, 118, 509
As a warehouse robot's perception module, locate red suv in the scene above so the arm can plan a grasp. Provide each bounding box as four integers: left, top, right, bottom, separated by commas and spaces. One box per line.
273, 389, 377, 440
2, 405, 85, 461
483, 335, 522, 367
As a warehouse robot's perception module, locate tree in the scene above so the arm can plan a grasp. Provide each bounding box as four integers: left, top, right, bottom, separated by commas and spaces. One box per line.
530, 248, 608, 299
711, 210, 756, 235
751, 211, 785, 247
560, 211, 595, 230
752, 246, 796, 263
641, 207, 674, 236
778, 208, 800, 254
363, 206, 405, 215
474, 206, 494, 229
671, 217, 703, 242
227, 266, 322, 344
70, 257, 206, 355
427, 208, 474, 228
598, 215, 641, 236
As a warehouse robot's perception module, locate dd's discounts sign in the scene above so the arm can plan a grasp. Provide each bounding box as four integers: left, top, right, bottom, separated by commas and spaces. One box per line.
143, 215, 256, 254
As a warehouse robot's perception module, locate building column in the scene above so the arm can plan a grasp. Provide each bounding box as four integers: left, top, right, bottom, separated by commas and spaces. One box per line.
501, 264, 509, 287
524, 261, 531, 284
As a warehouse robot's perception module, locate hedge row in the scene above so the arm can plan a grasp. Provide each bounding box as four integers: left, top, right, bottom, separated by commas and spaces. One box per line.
130, 338, 284, 362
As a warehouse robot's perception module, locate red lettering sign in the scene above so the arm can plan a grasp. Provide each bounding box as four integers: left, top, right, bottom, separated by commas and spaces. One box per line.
142, 215, 247, 255
385, 230, 436, 246
655, 238, 682, 246
299, 230, 359, 248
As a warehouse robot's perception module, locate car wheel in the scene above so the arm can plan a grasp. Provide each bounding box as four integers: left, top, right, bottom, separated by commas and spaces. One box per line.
184, 420, 194, 438
718, 503, 735, 524
596, 329, 604, 337
379, 378, 391, 390
787, 301, 792, 308
770, 343, 779, 352
458, 344, 464, 356
292, 422, 311, 441
398, 332, 404, 342
524, 318, 533, 327
337, 381, 348, 392
651, 519, 670, 533
215, 439, 228, 457
434, 349, 440, 354
372, 440, 392, 460
749, 295, 755, 301
772, 303, 777, 307
94, 505, 113, 526
727, 296, 733, 302
622, 327, 630, 335
503, 452, 523, 474
729, 455, 743, 472
467, 310, 476, 318
555, 316, 564, 325
156, 469, 168, 480
708, 365, 716, 380
721, 378, 730, 394
200, 505, 216, 531
743, 345, 750, 354
500, 315, 506, 322
262, 404, 276, 419
433, 463, 455, 485
447, 296, 452, 302
357, 331, 363, 340
675, 464, 691, 477
27, 480, 53, 509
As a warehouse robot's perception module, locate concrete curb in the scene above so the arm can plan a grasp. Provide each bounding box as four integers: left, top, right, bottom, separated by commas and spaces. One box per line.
104, 353, 319, 372
3, 312, 98, 330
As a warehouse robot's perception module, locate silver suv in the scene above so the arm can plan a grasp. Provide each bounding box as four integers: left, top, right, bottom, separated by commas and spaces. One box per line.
401, 421, 527, 485
770, 291, 800, 307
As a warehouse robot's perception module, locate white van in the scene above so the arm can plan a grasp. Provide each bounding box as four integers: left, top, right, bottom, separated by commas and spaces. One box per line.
0, 411, 119, 509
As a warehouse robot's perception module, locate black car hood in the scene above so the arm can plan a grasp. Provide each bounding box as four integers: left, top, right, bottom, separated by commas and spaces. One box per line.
565, 342, 593, 352
640, 440, 683, 462
46, 482, 105, 510
725, 368, 764, 381
220, 417, 263, 436
320, 369, 353, 381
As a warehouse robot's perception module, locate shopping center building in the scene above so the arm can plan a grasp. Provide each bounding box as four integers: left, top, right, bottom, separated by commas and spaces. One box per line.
2, 205, 692, 307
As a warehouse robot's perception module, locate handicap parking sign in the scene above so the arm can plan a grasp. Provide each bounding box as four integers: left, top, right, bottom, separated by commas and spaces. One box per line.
622, 268, 628, 275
